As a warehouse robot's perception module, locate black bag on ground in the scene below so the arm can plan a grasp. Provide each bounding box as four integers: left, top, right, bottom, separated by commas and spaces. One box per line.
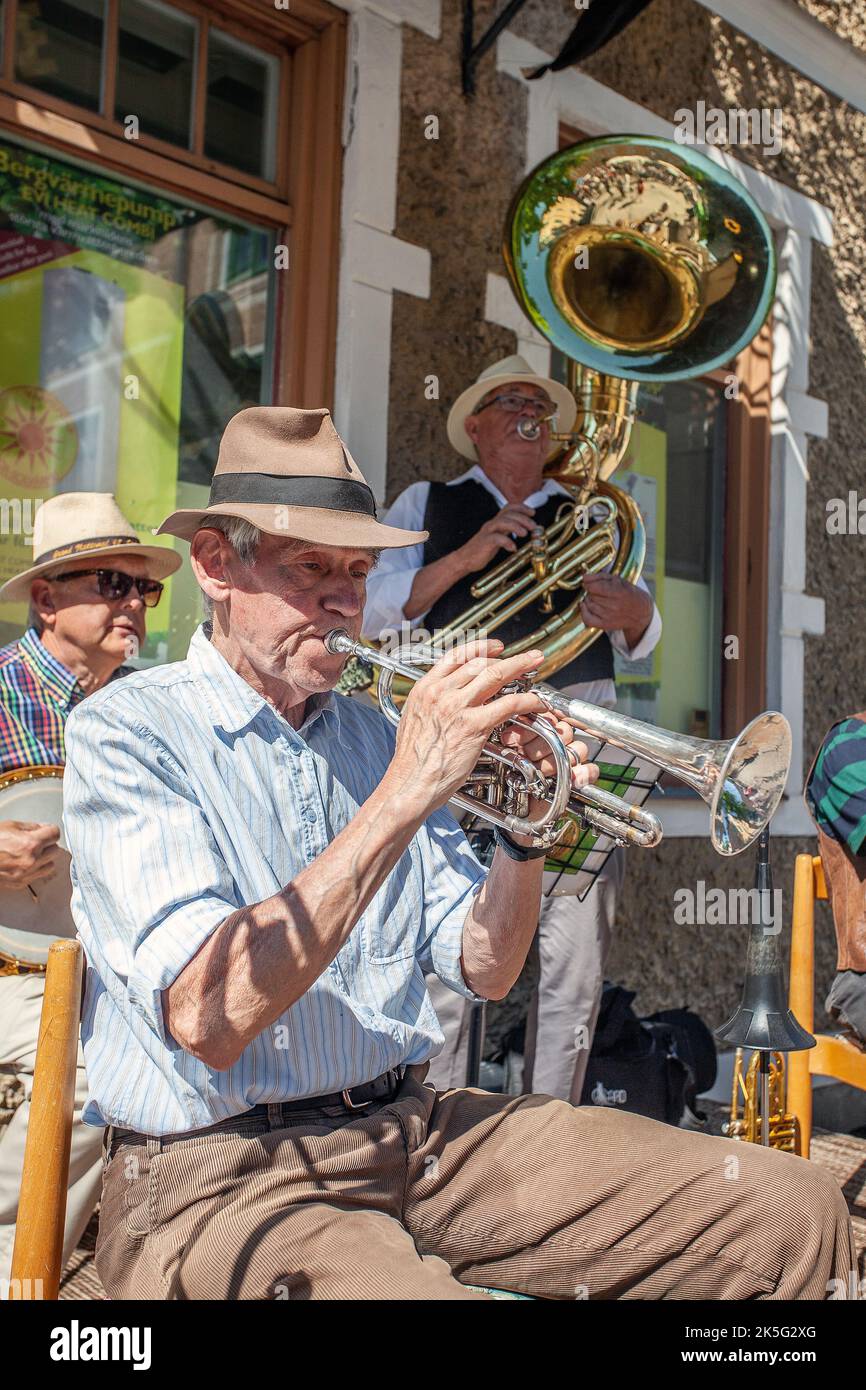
578, 983, 717, 1127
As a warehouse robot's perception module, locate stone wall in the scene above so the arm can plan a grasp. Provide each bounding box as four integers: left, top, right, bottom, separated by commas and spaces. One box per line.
386, 0, 866, 1036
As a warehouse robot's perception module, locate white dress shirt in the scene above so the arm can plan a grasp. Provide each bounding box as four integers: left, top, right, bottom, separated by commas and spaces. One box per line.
364, 463, 662, 710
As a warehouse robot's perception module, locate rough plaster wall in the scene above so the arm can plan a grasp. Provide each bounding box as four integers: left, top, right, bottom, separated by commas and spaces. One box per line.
790, 0, 866, 55
389, 0, 864, 1045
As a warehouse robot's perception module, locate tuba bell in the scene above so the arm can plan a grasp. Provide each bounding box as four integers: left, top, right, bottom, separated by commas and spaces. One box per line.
432, 134, 777, 680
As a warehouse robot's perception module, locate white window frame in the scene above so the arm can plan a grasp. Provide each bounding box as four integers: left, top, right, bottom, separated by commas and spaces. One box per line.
329, 0, 439, 496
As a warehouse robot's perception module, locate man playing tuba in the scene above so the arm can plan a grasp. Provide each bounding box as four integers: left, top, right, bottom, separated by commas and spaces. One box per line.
364, 355, 661, 1098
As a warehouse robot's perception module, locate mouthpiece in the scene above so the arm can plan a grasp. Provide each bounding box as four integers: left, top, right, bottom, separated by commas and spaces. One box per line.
324, 629, 353, 655
517, 418, 542, 440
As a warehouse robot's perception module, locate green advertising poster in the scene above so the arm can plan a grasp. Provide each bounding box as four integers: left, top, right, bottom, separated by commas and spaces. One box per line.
0, 138, 190, 657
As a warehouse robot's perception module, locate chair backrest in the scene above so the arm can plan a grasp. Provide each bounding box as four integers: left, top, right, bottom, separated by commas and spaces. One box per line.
813, 855, 827, 901
8, 938, 83, 1300
788, 852, 866, 1158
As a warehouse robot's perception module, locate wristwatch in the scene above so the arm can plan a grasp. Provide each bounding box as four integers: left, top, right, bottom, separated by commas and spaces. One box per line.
493, 827, 550, 861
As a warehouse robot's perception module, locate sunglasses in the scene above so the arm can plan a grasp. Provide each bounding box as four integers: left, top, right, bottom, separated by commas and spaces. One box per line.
50, 569, 165, 608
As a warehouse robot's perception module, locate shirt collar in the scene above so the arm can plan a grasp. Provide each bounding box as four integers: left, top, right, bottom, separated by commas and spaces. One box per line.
187, 625, 339, 738
448, 462, 570, 508
19, 627, 85, 709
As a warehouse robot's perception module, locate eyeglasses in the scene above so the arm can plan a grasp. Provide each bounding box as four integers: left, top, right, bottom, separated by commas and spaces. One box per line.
471, 392, 555, 420
50, 569, 165, 608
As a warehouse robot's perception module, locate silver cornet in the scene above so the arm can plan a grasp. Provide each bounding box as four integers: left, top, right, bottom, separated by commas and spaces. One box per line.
324, 630, 792, 856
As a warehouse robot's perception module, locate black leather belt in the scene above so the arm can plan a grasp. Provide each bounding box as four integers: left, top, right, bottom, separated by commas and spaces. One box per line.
106, 1068, 406, 1155
251, 1067, 404, 1115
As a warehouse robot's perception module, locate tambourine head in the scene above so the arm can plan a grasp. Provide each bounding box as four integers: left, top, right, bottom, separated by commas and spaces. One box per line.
0, 767, 73, 968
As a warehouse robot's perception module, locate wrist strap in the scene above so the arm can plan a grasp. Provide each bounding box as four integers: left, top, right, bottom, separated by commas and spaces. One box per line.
493, 827, 549, 861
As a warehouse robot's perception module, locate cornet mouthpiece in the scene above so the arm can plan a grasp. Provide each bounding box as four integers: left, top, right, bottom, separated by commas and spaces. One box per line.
323, 629, 352, 655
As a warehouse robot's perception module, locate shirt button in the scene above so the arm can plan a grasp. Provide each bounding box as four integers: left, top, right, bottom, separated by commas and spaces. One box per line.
305, 809, 317, 824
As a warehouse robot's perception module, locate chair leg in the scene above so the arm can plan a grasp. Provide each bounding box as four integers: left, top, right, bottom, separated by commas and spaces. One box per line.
787, 855, 816, 1158
8, 940, 83, 1300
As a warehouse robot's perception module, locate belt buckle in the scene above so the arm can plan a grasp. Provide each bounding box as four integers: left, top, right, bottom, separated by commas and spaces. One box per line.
341, 1067, 398, 1111
341, 1086, 374, 1111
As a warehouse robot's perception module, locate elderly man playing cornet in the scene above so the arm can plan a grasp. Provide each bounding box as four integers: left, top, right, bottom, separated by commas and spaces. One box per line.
63, 407, 854, 1300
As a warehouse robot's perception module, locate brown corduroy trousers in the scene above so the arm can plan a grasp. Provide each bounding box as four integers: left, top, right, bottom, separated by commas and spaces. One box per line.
95, 1068, 857, 1300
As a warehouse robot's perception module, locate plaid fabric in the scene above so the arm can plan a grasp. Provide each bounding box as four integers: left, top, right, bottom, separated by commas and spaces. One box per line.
0, 626, 84, 774
805, 715, 866, 854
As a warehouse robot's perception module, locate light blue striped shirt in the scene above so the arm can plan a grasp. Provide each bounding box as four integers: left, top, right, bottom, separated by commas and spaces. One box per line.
63, 625, 486, 1135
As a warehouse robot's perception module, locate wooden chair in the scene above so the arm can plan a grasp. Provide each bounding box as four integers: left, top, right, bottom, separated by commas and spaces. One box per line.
8, 938, 82, 1300
787, 854, 866, 1157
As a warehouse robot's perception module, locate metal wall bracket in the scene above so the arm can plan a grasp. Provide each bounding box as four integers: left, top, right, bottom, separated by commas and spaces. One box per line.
461, 0, 532, 97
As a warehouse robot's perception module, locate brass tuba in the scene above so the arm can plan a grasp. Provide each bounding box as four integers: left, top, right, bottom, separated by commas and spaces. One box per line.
437, 134, 778, 680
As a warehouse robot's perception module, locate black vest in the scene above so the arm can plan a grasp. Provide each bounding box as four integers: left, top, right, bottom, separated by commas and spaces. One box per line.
422, 479, 614, 689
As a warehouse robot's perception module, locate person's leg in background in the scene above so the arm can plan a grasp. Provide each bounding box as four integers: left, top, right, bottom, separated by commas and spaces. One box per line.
523, 847, 624, 1102
424, 972, 473, 1090
0, 972, 103, 1282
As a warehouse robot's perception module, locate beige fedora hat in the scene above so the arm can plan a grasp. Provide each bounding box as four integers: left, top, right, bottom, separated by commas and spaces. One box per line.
446, 353, 577, 462
0, 493, 182, 604
157, 406, 427, 549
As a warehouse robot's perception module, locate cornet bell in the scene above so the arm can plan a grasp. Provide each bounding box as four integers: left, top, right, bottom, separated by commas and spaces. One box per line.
708, 712, 793, 856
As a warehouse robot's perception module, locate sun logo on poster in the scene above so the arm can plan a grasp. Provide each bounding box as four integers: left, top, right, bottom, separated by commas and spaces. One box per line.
0, 385, 78, 489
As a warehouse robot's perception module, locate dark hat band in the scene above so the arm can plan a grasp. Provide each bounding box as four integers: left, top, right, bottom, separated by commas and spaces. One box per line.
209, 472, 377, 518
35, 535, 141, 566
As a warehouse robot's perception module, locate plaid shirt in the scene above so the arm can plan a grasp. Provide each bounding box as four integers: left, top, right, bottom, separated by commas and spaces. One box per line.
805, 715, 866, 855
0, 627, 87, 773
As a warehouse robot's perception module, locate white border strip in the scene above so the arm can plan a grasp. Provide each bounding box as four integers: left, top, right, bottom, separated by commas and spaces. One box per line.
332, 3, 435, 501
328, 0, 440, 41
695, 0, 866, 117
495, 31, 831, 839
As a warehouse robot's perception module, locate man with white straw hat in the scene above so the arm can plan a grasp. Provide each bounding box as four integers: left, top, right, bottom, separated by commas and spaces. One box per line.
59, 405, 854, 1301
0, 492, 181, 1285
364, 354, 662, 1101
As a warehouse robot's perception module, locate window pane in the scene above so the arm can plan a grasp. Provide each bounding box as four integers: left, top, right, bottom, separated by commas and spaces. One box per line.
15, 0, 105, 112
115, 0, 195, 149
0, 136, 276, 663
550, 351, 726, 737
621, 381, 726, 739
205, 28, 278, 180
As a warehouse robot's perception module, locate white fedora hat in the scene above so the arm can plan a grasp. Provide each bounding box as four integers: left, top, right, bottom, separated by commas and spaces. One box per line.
0, 493, 182, 604
446, 353, 577, 462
